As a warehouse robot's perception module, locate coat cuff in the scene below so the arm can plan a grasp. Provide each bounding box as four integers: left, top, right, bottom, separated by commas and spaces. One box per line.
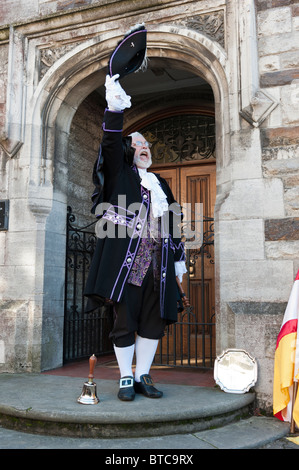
102, 108, 124, 132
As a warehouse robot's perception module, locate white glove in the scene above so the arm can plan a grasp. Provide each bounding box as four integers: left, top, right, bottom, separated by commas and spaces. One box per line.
105, 74, 131, 111
175, 261, 188, 283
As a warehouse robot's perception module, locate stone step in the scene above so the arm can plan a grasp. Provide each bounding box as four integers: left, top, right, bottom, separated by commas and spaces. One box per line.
0, 373, 290, 448
0, 374, 254, 438
0, 415, 291, 449
188, 415, 290, 449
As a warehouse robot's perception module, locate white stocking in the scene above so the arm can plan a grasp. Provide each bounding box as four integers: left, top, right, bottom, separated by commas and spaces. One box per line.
113, 344, 135, 378
134, 335, 159, 382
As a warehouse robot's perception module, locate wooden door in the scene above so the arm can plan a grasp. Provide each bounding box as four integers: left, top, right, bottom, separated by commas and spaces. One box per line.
152, 164, 216, 366
155, 167, 179, 200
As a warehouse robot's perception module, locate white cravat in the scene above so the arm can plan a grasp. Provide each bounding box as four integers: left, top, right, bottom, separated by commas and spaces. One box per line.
137, 168, 187, 282
138, 168, 169, 218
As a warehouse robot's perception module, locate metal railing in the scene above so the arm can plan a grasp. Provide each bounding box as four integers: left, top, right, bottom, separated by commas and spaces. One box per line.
63, 207, 113, 363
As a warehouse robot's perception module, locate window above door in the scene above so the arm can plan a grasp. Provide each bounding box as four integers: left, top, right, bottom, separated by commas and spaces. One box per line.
139, 114, 216, 166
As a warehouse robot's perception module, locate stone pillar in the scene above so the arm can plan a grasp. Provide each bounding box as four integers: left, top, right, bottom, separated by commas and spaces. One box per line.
215, 0, 297, 411
0, 156, 52, 373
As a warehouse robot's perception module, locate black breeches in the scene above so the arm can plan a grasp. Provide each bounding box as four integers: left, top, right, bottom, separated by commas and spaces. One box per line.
109, 263, 166, 347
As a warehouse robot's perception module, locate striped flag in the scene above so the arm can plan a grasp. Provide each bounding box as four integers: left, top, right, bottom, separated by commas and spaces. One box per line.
273, 270, 299, 428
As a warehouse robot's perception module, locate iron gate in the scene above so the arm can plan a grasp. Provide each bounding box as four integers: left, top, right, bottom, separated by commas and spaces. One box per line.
63, 206, 113, 363
154, 216, 215, 368
64, 208, 215, 367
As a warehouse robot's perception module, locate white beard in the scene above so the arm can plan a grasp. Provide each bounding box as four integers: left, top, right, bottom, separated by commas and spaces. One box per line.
133, 153, 152, 169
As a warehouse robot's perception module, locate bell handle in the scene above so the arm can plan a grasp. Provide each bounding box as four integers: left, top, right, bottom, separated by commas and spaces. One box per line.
88, 354, 97, 383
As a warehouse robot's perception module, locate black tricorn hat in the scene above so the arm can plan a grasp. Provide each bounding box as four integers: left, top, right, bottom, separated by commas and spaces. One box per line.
108, 24, 147, 80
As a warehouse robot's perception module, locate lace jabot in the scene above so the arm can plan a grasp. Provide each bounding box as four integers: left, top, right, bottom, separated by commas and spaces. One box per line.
138, 168, 169, 218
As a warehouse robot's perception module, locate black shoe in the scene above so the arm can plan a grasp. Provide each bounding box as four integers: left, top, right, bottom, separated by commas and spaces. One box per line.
134, 374, 163, 398
118, 376, 135, 401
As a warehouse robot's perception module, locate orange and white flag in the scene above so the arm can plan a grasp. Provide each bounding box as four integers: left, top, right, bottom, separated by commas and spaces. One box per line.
273, 270, 299, 428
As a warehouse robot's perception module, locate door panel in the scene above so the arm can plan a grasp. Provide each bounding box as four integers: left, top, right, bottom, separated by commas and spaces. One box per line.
152, 168, 179, 201
180, 164, 216, 218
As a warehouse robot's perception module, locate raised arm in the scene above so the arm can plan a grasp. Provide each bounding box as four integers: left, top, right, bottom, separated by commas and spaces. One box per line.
91, 75, 131, 210
102, 74, 131, 185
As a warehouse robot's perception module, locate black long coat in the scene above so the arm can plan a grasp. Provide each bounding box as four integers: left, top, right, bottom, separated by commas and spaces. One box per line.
84, 110, 185, 324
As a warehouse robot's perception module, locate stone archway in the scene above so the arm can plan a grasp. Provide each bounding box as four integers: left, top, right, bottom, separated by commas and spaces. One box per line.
29, 25, 230, 371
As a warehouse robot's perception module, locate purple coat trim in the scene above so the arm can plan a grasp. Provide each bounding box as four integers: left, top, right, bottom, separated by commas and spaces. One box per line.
104, 107, 123, 114
102, 122, 123, 132
109, 30, 147, 77
160, 216, 169, 317
173, 241, 186, 261
110, 187, 150, 301
102, 205, 137, 228
102, 109, 123, 132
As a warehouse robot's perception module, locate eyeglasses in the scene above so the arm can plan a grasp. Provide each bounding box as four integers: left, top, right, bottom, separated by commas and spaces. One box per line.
132, 140, 152, 148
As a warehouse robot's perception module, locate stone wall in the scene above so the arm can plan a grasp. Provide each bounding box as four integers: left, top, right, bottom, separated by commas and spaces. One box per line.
257, 2, 299, 277
218, 0, 299, 411
68, 91, 104, 228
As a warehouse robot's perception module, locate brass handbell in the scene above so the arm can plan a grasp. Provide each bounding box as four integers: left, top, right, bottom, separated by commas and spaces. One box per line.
77, 354, 99, 405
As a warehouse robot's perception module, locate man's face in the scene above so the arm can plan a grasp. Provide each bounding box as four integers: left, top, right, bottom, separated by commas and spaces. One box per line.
131, 133, 152, 169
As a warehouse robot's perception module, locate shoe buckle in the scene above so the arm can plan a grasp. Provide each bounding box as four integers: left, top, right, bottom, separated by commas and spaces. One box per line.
143, 375, 154, 386
120, 377, 134, 388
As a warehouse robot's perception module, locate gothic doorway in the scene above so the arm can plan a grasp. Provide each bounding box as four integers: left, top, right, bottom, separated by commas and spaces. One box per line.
138, 113, 216, 368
